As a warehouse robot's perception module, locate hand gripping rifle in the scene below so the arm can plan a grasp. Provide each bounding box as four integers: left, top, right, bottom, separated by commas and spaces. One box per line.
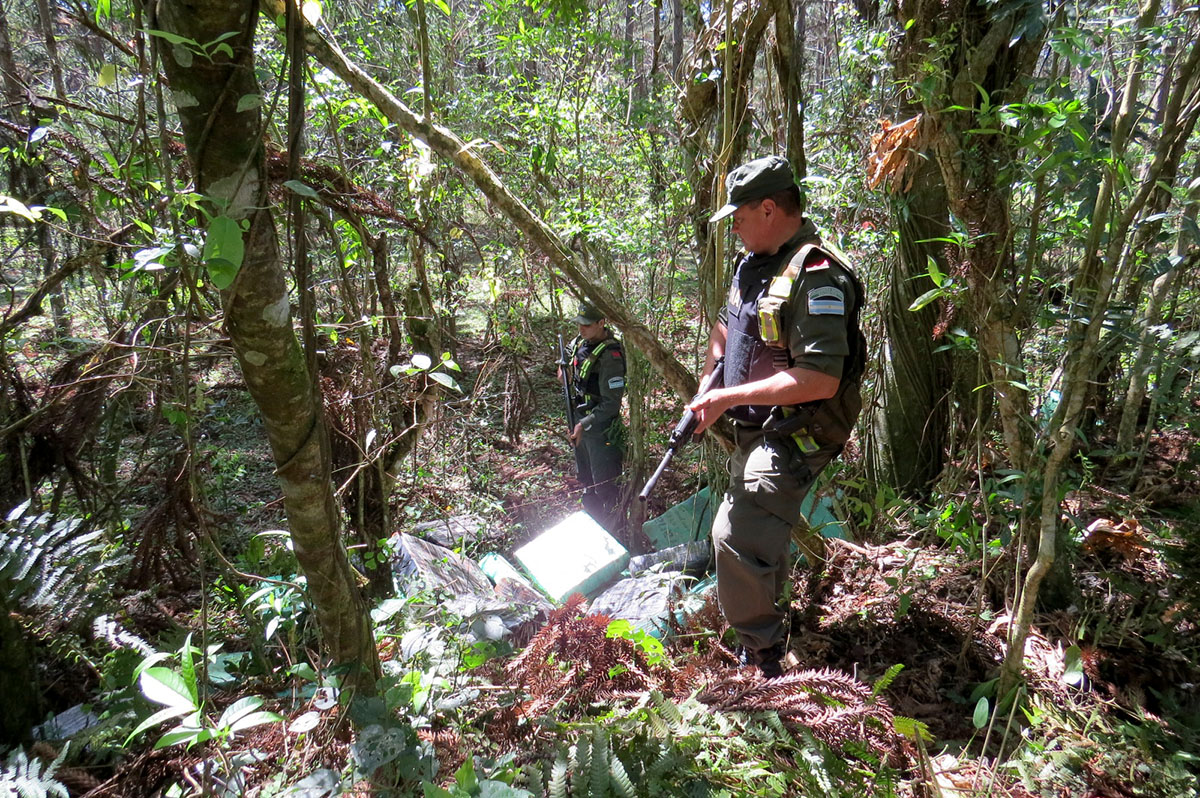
556, 334, 578, 437
638, 359, 725, 503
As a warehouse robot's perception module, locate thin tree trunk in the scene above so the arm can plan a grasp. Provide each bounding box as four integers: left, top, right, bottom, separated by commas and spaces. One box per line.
1001, 1, 1200, 693
670, 0, 683, 78
771, 0, 806, 194
156, 0, 379, 689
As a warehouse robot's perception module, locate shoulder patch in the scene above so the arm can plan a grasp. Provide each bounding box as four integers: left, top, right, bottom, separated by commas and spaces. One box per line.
807, 285, 845, 316
805, 257, 831, 272
608, 376, 625, 390
611, 349, 623, 359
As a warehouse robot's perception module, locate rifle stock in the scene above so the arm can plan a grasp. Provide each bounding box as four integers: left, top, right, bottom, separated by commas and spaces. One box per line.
638, 359, 725, 502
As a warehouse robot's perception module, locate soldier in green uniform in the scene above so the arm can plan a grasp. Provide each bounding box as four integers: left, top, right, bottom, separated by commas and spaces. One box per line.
688, 156, 866, 677
564, 301, 627, 531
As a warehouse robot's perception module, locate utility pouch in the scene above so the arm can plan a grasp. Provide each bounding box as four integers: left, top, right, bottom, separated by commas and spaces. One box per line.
756, 276, 792, 347
764, 405, 821, 454
756, 243, 819, 348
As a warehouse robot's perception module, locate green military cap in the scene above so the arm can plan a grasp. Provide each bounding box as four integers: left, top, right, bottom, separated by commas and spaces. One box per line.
572, 300, 604, 325
709, 155, 796, 222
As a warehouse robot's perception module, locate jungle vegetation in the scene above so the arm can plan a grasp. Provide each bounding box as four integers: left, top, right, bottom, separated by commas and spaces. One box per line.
0, 0, 1197, 795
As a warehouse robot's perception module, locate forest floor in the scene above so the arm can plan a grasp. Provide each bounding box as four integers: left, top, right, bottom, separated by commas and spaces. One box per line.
49, 323, 1200, 797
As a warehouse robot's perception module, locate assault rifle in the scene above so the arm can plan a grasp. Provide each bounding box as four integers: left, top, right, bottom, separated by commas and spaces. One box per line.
556, 334, 577, 437
638, 359, 725, 502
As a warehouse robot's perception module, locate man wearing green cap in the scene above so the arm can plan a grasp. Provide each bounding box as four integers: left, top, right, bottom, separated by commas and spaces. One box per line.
688, 155, 866, 677
562, 300, 627, 531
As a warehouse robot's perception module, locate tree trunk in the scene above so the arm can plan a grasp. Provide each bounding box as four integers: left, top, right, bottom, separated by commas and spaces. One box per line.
896, 0, 1046, 473
771, 0, 806, 196
156, 0, 379, 689
867, 155, 952, 494
0, 594, 38, 746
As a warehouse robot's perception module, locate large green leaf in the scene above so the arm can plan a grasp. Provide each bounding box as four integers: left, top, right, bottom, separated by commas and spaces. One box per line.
139, 667, 198, 711
218, 696, 263, 729
124, 703, 195, 744
203, 215, 245, 289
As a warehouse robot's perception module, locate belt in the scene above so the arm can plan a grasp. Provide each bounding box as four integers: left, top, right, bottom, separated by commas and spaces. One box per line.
734, 419, 820, 454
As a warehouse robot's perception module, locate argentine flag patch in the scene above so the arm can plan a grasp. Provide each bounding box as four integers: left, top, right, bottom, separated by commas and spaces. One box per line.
608, 376, 626, 390
807, 286, 845, 316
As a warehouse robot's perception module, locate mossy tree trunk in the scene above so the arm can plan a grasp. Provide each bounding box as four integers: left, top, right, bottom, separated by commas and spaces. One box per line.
156, 0, 379, 689
867, 154, 953, 495
895, 0, 1046, 475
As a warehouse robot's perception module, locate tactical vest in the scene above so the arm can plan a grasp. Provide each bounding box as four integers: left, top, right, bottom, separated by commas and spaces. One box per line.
723, 236, 866, 452
571, 333, 622, 409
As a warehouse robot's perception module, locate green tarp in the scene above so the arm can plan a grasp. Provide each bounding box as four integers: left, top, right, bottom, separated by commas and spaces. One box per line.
642, 486, 850, 552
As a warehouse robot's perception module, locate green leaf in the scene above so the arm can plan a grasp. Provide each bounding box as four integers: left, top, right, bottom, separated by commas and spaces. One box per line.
140, 667, 198, 711
0, 195, 40, 222
411, 353, 433, 370
428, 371, 461, 392
908, 286, 944, 312
422, 785, 456, 798
972, 696, 990, 729
228, 710, 284, 734
146, 28, 200, 47
179, 633, 198, 705
98, 64, 117, 87
1062, 644, 1084, 686
203, 215, 245, 289
455, 757, 479, 792
892, 715, 932, 741
283, 179, 319, 198
125, 703, 196, 744
218, 696, 263, 729
430, 0, 451, 14
155, 725, 209, 750
871, 663, 904, 697
925, 255, 944, 287
33, 205, 67, 222
236, 93, 262, 112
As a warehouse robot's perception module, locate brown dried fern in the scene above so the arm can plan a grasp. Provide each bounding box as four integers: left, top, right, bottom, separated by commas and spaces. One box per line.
698, 667, 901, 763
485, 595, 674, 742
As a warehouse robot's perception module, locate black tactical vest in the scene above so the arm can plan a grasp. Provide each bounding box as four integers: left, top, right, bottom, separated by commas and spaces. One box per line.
723, 230, 866, 448
572, 333, 621, 407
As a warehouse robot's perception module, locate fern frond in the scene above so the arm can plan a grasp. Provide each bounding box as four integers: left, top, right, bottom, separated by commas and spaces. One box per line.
608, 753, 635, 798
588, 726, 608, 798
569, 736, 591, 798
92, 614, 155, 656
548, 750, 569, 798
519, 762, 545, 795
644, 747, 679, 782
648, 689, 683, 731
1, 511, 119, 627
0, 745, 70, 798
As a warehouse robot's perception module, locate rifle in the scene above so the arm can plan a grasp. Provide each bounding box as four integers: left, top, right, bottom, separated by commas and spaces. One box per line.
556, 334, 578, 436
638, 359, 725, 502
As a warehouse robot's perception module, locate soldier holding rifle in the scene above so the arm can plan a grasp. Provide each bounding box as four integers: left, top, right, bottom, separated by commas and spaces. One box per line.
684, 156, 866, 678
557, 300, 626, 532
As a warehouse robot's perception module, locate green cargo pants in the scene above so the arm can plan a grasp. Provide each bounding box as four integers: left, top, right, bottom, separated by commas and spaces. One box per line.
575, 423, 624, 531
711, 427, 833, 658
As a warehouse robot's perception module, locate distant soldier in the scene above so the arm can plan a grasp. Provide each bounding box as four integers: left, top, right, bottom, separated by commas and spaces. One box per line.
560, 301, 626, 531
